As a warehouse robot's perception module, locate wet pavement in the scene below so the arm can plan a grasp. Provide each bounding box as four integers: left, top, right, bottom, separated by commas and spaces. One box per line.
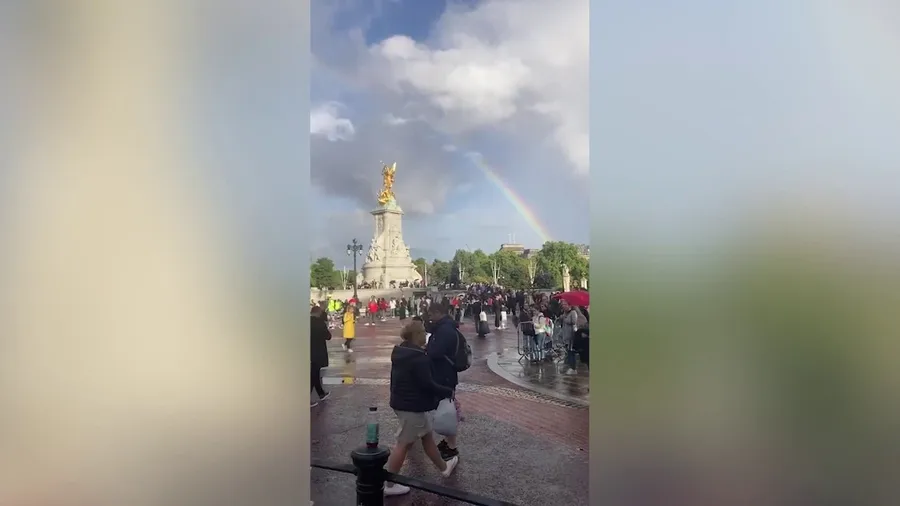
313, 318, 589, 505
324, 318, 590, 405
489, 348, 590, 405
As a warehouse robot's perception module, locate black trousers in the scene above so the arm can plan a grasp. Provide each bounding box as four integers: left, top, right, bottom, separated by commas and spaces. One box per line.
574, 331, 589, 366
311, 366, 326, 397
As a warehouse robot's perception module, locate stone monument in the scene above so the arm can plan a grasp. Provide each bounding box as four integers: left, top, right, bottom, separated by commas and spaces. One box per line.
562, 263, 571, 292
360, 162, 423, 286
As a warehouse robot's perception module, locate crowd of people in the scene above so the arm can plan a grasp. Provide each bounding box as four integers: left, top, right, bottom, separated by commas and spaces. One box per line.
308, 284, 589, 497
311, 284, 589, 368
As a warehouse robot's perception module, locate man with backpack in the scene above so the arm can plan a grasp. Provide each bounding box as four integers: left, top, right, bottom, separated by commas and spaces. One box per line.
425, 302, 472, 461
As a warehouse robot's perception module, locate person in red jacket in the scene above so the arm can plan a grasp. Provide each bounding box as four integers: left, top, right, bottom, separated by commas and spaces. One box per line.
378, 298, 389, 321
367, 298, 379, 326
450, 296, 461, 324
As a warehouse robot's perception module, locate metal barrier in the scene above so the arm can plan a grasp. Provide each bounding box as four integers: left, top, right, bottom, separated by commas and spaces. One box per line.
311, 445, 521, 506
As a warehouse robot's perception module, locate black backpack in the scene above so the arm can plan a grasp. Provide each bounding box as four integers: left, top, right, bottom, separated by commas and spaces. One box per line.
445, 329, 472, 372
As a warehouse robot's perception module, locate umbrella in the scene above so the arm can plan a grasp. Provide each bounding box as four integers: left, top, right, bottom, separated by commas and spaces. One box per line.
552, 290, 589, 307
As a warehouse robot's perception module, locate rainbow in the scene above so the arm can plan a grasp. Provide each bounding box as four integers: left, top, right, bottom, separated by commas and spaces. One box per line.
465, 152, 553, 245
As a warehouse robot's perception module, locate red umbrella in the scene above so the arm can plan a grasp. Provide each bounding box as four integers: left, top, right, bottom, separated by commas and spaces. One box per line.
552, 290, 589, 307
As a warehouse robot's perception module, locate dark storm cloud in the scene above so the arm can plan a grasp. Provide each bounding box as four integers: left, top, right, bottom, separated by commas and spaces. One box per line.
311, 115, 459, 216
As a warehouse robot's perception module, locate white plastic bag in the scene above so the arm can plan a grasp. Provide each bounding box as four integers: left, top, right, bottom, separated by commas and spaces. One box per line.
432, 398, 457, 437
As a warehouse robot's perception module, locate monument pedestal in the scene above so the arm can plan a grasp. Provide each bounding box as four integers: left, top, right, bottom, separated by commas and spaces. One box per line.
360, 200, 422, 287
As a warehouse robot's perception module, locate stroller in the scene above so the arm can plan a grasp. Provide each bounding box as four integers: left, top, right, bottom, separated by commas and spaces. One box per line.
327, 310, 343, 330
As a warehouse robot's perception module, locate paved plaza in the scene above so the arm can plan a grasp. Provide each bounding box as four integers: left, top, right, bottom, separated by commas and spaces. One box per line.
311, 317, 590, 505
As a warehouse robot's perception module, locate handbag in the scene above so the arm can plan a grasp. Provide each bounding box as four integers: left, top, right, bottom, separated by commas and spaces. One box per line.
432, 397, 458, 437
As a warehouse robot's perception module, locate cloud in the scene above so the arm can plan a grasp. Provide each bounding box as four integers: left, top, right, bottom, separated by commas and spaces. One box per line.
310, 116, 455, 216
310, 0, 591, 261
383, 113, 410, 125
310, 102, 355, 141
364, 0, 589, 175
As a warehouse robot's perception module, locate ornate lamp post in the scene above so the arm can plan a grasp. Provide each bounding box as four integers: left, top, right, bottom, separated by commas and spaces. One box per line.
347, 239, 364, 299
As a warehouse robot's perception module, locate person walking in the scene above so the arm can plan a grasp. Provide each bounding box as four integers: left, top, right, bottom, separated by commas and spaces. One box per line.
383, 320, 460, 496
397, 297, 408, 320
559, 299, 580, 374
342, 303, 356, 353
310, 306, 331, 406
425, 303, 462, 461
470, 297, 482, 325
367, 298, 378, 325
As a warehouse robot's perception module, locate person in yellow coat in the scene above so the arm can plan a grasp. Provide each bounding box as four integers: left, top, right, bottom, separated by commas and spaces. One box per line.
341, 303, 356, 353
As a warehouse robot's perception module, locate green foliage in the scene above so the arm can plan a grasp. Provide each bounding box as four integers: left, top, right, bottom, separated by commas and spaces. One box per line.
310, 257, 338, 288
534, 241, 589, 287
311, 240, 589, 290
428, 259, 451, 284
413, 257, 428, 281
490, 250, 530, 287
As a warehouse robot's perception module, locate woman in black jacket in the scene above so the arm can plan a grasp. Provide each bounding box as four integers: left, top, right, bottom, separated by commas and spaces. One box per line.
310, 306, 331, 407
383, 320, 459, 497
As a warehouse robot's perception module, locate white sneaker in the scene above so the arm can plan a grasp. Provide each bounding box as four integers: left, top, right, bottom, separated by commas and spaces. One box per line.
347, 348, 353, 353
441, 456, 459, 477
565, 369, 577, 375
384, 483, 410, 496
341, 343, 347, 351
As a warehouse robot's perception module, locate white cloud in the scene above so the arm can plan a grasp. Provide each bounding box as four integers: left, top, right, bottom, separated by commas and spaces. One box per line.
310, 102, 355, 141
442, 144, 457, 152
366, 0, 589, 175
383, 113, 410, 125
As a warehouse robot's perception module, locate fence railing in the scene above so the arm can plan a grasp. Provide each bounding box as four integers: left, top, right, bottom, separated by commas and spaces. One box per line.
311, 445, 521, 506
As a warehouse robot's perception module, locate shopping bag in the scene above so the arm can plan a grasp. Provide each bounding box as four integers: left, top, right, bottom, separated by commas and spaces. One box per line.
432, 398, 458, 437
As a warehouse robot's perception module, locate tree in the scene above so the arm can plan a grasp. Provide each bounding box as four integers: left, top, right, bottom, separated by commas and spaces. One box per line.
310, 257, 339, 288
535, 241, 589, 288
471, 249, 491, 280
429, 259, 451, 285
489, 250, 530, 288
344, 269, 358, 288
533, 270, 554, 289
450, 249, 478, 283
413, 257, 428, 283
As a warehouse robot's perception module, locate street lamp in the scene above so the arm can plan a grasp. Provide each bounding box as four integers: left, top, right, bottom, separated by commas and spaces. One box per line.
346, 238, 364, 299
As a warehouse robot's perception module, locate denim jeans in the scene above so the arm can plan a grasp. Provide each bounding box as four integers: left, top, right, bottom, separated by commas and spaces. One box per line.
566, 339, 578, 369
533, 332, 549, 360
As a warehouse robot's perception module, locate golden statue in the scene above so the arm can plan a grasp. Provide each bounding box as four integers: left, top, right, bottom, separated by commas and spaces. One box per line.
376, 162, 396, 205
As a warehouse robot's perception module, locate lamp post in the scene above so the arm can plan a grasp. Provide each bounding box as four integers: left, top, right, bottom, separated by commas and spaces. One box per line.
347, 239, 364, 299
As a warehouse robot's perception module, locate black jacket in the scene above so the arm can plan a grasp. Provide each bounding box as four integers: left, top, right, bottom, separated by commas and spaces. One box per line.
390, 342, 453, 412
425, 316, 460, 392
310, 315, 331, 368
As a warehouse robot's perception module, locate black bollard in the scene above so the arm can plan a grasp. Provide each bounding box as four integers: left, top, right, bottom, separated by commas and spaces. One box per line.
351, 445, 390, 506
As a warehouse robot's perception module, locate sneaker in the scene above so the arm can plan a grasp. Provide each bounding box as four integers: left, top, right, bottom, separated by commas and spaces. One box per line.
310, 401, 318, 408
441, 456, 459, 477
565, 369, 577, 375
319, 392, 330, 401
341, 343, 347, 351
384, 483, 410, 496
437, 440, 459, 461
347, 348, 353, 353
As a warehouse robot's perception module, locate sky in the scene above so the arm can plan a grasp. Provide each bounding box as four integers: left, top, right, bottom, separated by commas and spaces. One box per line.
309, 0, 590, 265
3, 0, 897, 280
591, 0, 900, 251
